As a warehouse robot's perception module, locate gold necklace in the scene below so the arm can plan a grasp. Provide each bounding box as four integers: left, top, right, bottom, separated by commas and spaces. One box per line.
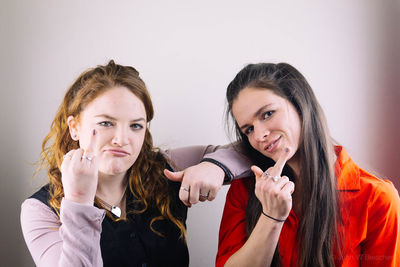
95, 187, 127, 218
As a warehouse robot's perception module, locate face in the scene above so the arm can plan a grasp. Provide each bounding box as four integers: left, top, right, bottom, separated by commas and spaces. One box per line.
68, 86, 147, 177
232, 87, 301, 164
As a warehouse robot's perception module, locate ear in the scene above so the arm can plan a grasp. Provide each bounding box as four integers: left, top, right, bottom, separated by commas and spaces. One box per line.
67, 115, 80, 141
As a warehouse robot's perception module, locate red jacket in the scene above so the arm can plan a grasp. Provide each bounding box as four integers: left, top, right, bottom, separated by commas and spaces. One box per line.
216, 147, 400, 266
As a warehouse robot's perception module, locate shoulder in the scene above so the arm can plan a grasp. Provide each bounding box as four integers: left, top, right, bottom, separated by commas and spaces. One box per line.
21, 197, 56, 216
28, 184, 59, 215
359, 170, 400, 211
30, 184, 51, 202
21, 198, 60, 232
337, 147, 400, 210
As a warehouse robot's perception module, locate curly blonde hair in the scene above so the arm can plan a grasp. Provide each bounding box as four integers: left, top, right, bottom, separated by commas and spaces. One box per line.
37, 60, 186, 239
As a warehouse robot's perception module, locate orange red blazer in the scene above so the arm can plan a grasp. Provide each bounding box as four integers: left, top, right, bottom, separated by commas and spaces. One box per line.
216, 147, 400, 266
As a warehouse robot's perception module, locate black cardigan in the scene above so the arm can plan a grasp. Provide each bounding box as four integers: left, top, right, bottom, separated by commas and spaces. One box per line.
31, 178, 189, 267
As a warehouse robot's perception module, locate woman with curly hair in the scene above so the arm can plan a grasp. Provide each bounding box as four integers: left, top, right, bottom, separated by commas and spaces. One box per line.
20, 60, 233, 267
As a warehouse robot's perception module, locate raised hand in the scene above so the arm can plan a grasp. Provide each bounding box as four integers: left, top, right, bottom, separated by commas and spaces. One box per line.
61, 129, 99, 205
252, 148, 294, 222
164, 161, 225, 207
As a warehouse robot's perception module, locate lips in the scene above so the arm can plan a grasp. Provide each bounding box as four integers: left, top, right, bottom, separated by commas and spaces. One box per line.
104, 149, 130, 157
264, 136, 281, 152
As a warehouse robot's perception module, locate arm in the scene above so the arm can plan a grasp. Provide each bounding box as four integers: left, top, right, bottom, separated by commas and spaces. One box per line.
163, 143, 252, 180
360, 180, 400, 266
219, 152, 293, 267
216, 179, 284, 267
162, 144, 253, 206
21, 198, 105, 267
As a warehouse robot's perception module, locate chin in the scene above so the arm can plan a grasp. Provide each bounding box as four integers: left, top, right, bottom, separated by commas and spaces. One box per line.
259, 151, 278, 162
99, 157, 134, 174
99, 165, 130, 176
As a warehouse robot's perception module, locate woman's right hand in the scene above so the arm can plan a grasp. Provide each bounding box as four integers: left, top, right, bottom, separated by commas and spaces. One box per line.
251, 149, 294, 222
61, 129, 98, 205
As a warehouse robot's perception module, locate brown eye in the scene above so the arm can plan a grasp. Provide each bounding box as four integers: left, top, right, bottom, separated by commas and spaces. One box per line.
244, 126, 254, 135
262, 111, 274, 119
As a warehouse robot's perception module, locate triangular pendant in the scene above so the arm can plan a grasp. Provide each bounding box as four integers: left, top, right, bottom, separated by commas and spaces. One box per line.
111, 206, 121, 218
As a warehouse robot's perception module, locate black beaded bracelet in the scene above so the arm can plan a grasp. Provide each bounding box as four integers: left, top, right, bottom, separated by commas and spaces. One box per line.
261, 211, 286, 223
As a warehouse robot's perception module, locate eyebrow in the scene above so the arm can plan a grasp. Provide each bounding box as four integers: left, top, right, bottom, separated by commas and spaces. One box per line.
239, 104, 272, 131
95, 114, 146, 123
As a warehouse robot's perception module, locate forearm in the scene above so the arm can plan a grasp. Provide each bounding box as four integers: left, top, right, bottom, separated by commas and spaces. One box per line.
224, 216, 283, 267
21, 198, 105, 267
164, 143, 252, 180
201, 144, 252, 181
58, 199, 104, 266
163, 145, 224, 170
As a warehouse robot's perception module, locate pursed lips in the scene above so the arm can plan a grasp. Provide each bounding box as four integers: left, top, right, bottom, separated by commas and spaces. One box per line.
104, 149, 130, 157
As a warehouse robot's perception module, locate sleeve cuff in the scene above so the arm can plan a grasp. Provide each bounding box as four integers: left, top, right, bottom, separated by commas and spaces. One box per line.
200, 158, 233, 185
60, 198, 105, 226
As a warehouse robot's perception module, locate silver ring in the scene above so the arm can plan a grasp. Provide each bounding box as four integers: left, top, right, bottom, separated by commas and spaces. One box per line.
81, 155, 93, 161
199, 193, 209, 198
180, 186, 189, 192
262, 170, 279, 182
262, 170, 269, 180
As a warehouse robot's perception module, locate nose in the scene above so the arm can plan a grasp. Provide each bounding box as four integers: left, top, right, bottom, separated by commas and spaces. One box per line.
112, 125, 129, 146
253, 122, 269, 142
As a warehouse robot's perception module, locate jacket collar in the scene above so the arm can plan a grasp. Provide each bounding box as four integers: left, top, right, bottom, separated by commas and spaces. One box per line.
334, 146, 360, 191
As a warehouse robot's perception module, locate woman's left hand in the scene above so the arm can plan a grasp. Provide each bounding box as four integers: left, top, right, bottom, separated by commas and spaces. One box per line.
164, 162, 225, 207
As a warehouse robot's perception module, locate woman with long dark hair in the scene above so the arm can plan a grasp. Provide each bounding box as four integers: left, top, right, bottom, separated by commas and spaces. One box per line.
215, 63, 400, 266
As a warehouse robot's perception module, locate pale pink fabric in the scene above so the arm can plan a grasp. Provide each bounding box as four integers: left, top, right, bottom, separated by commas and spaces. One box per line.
21, 198, 105, 267
163, 144, 252, 178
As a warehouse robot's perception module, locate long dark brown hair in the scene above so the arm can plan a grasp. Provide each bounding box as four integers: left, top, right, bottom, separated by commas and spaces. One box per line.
37, 60, 186, 239
226, 63, 341, 266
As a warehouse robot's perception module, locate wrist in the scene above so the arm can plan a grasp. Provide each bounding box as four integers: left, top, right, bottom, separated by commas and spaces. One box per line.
64, 191, 94, 206
261, 210, 287, 223
200, 158, 233, 184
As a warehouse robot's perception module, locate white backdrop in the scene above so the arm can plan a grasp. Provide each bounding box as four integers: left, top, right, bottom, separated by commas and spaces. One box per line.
1, 1, 399, 266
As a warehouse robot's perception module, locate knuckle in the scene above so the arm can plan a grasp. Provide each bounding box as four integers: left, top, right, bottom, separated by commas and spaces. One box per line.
197, 180, 205, 187
281, 176, 289, 183
266, 167, 274, 174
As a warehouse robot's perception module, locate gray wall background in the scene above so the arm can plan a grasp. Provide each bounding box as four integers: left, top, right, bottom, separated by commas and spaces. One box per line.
1, 1, 399, 266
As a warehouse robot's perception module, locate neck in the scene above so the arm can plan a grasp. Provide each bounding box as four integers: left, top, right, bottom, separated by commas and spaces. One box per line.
97, 172, 128, 201
286, 153, 302, 215
287, 152, 300, 178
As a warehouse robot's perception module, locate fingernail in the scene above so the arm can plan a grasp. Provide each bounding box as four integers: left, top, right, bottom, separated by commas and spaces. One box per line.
93, 129, 96, 135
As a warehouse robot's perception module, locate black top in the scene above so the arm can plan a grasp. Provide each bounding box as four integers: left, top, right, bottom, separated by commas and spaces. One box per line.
30, 178, 189, 267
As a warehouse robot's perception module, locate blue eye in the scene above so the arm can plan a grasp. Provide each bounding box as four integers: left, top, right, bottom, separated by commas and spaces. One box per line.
131, 123, 143, 130
98, 121, 113, 127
